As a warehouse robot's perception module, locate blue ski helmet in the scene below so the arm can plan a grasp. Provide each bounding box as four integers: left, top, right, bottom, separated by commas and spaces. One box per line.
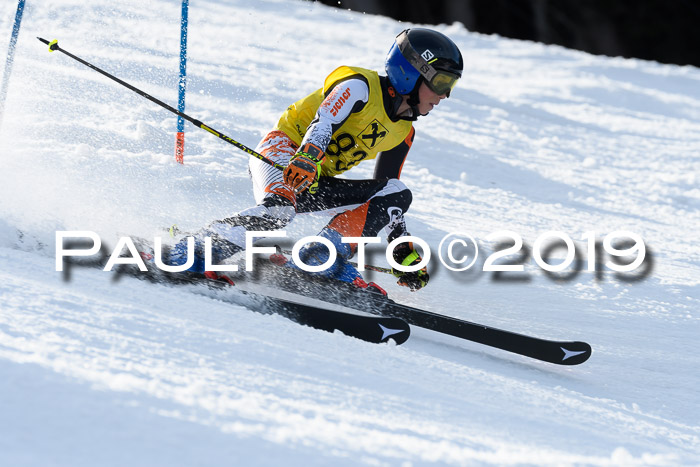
385, 28, 463, 96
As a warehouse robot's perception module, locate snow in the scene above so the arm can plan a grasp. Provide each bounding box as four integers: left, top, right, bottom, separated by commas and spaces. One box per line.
1, 0, 699, 465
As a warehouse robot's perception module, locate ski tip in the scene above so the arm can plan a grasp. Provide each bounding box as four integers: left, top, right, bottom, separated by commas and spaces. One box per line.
377, 319, 411, 345
558, 342, 592, 365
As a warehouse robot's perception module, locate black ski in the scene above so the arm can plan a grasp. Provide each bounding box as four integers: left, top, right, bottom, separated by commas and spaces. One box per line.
251, 262, 592, 365
245, 291, 410, 345
368, 297, 590, 365
108, 257, 410, 346
105, 239, 588, 362
189, 273, 410, 345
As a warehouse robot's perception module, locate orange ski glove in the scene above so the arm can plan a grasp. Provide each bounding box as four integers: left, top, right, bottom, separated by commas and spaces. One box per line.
283, 151, 323, 194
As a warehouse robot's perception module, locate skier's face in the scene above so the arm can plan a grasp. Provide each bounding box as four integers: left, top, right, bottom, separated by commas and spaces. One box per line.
417, 81, 447, 116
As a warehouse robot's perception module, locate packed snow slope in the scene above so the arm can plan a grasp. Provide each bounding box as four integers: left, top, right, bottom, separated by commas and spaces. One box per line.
1, 0, 699, 465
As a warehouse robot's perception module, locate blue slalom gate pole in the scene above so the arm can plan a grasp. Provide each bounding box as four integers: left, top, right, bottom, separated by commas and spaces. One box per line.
0, 0, 26, 129
174, 0, 189, 163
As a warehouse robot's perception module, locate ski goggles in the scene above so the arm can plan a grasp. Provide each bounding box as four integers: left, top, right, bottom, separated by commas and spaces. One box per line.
425, 70, 459, 96
396, 30, 460, 96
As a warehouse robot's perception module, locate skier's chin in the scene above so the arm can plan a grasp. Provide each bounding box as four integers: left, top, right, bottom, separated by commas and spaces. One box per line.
418, 103, 435, 116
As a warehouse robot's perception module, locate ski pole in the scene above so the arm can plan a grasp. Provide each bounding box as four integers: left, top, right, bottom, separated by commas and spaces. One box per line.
36, 37, 285, 171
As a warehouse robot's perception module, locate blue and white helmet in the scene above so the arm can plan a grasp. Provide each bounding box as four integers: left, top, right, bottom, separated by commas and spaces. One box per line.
385, 28, 463, 96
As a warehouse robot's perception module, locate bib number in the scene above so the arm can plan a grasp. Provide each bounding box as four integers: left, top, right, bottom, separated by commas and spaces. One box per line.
326, 132, 368, 172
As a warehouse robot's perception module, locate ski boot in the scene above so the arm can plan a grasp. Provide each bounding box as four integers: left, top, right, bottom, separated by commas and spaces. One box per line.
290, 227, 388, 297
169, 231, 241, 274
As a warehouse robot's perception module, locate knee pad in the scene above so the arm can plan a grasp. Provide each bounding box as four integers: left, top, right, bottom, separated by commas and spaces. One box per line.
207, 197, 296, 248
221, 200, 296, 231
375, 179, 412, 212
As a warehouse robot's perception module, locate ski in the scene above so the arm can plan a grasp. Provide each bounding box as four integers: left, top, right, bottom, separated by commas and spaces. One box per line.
171, 271, 410, 345
251, 261, 592, 365
102, 237, 589, 362
106, 250, 410, 346
261, 296, 411, 345
368, 297, 591, 365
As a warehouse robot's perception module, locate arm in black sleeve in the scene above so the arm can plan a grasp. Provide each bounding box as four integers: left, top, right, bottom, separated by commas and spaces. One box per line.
373, 127, 415, 179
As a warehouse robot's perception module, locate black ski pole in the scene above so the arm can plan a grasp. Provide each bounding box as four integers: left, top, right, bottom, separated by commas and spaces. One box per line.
37, 37, 285, 171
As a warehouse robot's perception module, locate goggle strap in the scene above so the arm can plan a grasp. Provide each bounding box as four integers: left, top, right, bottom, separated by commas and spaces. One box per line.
396, 30, 438, 83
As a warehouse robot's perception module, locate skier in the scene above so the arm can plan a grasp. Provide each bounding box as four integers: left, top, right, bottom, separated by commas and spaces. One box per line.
171, 28, 463, 292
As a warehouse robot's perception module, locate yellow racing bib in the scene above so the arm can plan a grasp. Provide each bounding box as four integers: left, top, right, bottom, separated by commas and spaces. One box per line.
275, 66, 413, 177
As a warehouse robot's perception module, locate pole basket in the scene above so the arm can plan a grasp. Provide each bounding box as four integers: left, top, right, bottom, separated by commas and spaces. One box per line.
175, 131, 185, 164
